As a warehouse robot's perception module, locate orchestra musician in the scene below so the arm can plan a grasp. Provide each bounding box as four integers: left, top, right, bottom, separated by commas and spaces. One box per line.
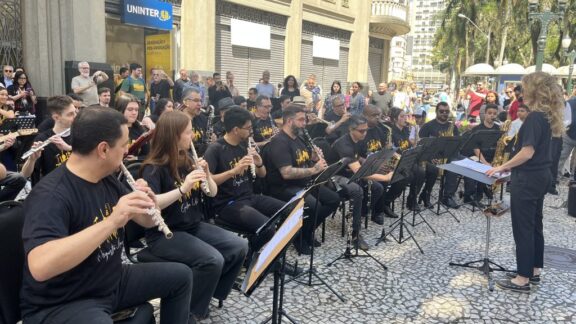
361, 104, 406, 223
116, 93, 150, 161
487, 72, 563, 293
20, 107, 193, 323
388, 107, 425, 211
263, 105, 340, 255
251, 95, 277, 147
180, 88, 210, 155
417, 102, 460, 209
204, 107, 287, 260
140, 110, 248, 319
21, 96, 76, 183
324, 96, 352, 143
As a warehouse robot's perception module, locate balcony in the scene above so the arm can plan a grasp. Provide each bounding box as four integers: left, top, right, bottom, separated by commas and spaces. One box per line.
370, 0, 410, 37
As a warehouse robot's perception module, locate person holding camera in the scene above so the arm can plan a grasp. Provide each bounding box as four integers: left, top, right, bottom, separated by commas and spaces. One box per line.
71, 61, 108, 106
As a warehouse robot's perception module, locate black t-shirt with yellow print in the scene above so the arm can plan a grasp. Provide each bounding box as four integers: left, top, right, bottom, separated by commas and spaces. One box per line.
360, 123, 390, 158
252, 116, 275, 142
142, 164, 204, 240
265, 130, 314, 189
33, 129, 72, 177
391, 124, 412, 153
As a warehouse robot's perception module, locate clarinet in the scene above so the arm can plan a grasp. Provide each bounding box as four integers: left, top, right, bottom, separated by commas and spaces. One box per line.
248, 136, 257, 180
269, 113, 280, 136
205, 105, 215, 144
190, 141, 211, 195
22, 128, 71, 160
301, 128, 341, 192
119, 163, 173, 239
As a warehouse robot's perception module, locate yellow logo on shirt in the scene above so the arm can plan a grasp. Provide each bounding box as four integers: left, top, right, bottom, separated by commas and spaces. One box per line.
295, 149, 310, 167
367, 139, 382, 154
193, 127, 204, 142
55, 151, 71, 167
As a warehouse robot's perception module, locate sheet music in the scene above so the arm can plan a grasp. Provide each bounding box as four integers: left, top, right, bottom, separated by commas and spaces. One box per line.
255, 206, 304, 273
451, 158, 509, 179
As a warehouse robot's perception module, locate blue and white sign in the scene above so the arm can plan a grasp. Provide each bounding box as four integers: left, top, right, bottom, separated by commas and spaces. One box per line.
122, 0, 173, 30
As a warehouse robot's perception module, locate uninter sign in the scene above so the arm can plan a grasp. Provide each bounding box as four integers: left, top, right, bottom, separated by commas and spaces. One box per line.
121, 0, 173, 30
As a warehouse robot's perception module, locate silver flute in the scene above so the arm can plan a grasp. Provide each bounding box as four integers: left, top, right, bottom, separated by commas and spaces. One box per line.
248, 137, 257, 179
22, 128, 71, 160
120, 163, 173, 239
190, 141, 211, 195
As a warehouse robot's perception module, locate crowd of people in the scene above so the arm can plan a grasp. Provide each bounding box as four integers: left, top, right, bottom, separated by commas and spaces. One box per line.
0, 61, 571, 322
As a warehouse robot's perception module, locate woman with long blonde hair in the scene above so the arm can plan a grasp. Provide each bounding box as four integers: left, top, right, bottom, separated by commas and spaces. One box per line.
487, 71, 564, 293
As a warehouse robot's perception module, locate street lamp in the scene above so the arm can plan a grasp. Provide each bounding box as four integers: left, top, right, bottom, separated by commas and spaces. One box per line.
528, 0, 567, 72
562, 34, 576, 95
457, 13, 490, 64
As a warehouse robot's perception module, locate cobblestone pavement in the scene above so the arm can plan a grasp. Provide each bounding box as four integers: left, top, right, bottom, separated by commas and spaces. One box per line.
149, 181, 576, 323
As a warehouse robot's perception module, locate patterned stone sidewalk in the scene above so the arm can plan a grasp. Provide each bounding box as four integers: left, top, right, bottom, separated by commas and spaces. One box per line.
151, 182, 576, 323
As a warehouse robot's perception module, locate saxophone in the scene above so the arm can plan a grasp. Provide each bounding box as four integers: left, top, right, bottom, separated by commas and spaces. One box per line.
484, 120, 512, 217
378, 121, 399, 174
437, 122, 454, 176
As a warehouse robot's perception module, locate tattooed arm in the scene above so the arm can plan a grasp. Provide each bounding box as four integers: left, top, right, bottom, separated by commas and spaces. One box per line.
279, 159, 327, 180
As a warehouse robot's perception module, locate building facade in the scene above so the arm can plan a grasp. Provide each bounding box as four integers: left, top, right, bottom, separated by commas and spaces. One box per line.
406, 0, 446, 89
13, 0, 410, 98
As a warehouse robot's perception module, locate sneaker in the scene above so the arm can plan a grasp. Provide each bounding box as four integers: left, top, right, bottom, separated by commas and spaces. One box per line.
371, 212, 385, 225
383, 205, 399, 218
496, 278, 531, 293
352, 234, 370, 251
505, 272, 541, 285
441, 196, 460, 209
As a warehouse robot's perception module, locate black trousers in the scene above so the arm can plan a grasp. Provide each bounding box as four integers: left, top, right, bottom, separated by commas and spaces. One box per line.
147, 222, 248, 317
510, 169, 550, 278
421, 163, 459, 199
217, 195, 285, 253
269, 185, 340, 243
24, 263, 193, 324
549, 136, 563, 187
0, 171, 26, 201
333, 176, 369, 234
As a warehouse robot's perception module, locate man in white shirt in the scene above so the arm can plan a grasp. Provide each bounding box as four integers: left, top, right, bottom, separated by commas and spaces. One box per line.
71, 62, 108, 106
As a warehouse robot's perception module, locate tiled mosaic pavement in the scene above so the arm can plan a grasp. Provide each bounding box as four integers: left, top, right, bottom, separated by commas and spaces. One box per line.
149, 181, 576, 323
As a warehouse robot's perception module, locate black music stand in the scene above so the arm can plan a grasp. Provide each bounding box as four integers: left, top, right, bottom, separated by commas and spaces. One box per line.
439, 159, 510, 291
327, 150, 392, 269
285, 160, 347, 302
0, 117, 36, 134
419, 137, 463, 222
376, 147, 428, 253
242, 197, 305, 324
459, 129, 502, 211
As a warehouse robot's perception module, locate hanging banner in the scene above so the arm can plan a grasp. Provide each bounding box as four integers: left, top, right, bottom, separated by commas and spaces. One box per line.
145, 33, 172, 78
313, 36, 340, 60
231, 19, 271, 50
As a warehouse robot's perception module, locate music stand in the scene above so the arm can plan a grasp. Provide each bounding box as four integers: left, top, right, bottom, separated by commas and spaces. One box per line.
285, 159, 347, 302
327, 150, 392, 269
439, 158, 510, 291
376, 146, 429, 253
458, 130, 502, 211
418, 137, 463, 222
242, 198, 305, 324
0, 117, 36, 134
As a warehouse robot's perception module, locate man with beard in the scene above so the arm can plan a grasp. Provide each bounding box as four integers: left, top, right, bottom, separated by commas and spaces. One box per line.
263, 105, 340, 255
71, 62, 108, 106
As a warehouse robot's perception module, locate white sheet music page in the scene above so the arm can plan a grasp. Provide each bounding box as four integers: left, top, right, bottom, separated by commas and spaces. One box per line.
452, 158, 509, 179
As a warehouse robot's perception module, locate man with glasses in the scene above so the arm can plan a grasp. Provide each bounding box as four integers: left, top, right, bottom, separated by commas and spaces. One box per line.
204, 107, 286, 262
263, 105, 340, 255
332, 115, 385, 250
251, 95, 276, 147
324, 96, 352, 143
467, 81, 488, 120
181, 88, 209, 154
0, 65, 14, 88
71, 62, 108, 106
149, 68, 174, 102
418, 102, 460, 209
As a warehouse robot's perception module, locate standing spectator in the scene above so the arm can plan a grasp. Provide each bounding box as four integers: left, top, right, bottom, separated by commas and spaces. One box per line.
174, 68, 192, 104
119, 63, 147, 118
143, 98, 174, 127
467, 81, 488, 119
393, 84, 410, 111
247, 88, 258, 112
209, 81, 232, 109
508, 85, 523, 120
114, 67, 129, 94
300, 74, 323, 115
71, 62, 108, 106
189, 71, 206, 105
281, 75, 300, 100
323, 81, 345, 116
149, 68, 174, 115
0, 65, 14, 88
226, 71, 240, 97
479, 90, 503, 122
98, 87, 111, 107
503, 86, 515, 110
421, 89, 432, 113
348, 82, 365, 115
371, 82, 393, 117
7, 71, 37, 115
255, 70, 276, 98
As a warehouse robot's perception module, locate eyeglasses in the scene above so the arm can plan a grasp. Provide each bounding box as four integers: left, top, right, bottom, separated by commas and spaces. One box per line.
260, 105, 272, 109
18, 77, 27, 80
184, 98, 201, 103
239, 125, 253, 131
354, 128, 368, 134
4, 70, 13, 73
80, 67, 90, 70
